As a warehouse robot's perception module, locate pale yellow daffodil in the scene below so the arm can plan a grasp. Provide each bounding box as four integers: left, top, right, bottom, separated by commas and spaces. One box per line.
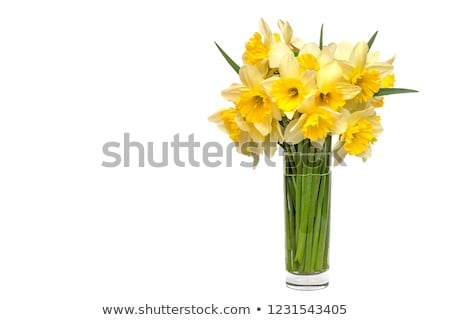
338, 41, 394, 103
333, 107, 383, 164
221, 64, 281, 138
270, 53, 316, 118
283, 99, 346, 145
208, 107, 243, 142
295, 42, 336, 73
277, 19, 304, 50
243, 18, 294, 70
314, 61, 361, 111
208, 107, 265, 165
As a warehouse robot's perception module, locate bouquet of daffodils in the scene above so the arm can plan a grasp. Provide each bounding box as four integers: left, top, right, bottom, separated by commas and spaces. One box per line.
209, 19, 416, 285
209, 18, 416, 165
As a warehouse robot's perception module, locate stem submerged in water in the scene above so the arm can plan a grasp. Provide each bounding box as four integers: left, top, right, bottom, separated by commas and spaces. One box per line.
284, 136, 331, 275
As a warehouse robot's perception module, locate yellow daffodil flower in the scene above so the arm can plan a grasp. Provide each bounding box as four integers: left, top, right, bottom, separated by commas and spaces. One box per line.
315, 61, 361, 110
270, 53, 316, 117
338, 42, 393, 103
334, 108, 383, 164
221, 65, 281, 138
284, 105, 346, 145
243, 18, 295, 70
208, 108, 243, 142
296, 42, 336, 72
277, 19, 304, 50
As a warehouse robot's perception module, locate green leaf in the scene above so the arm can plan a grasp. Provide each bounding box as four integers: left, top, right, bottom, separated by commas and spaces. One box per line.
367, 31, 378, 50
375, 88, 418, 96
319, 24, 324, 50
214, 42, 240, 74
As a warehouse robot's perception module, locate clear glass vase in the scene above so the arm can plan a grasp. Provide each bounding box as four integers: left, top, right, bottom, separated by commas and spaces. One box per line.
283, 136, 332, 290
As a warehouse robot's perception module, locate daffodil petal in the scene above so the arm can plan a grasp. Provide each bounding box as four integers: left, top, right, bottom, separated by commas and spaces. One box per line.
290, 38, 304, 50
367, 51, 380, 64
208, 110, 223, 123
333, 140, 348, 166
366, 63, 394, 79
337, 60, 354, 80
256, 60, 270, 77
261, 76, 278, 93
350, 41, 368, 71
334, 40, 354, 60
332, 108, 350, 135
277, 19, 293, 45
270, 119, 283, 143
335, 82, 361, 100
310, 139, 325, 149
298, 94, 316, 113
300, 70, 316, 92
271, 103, 282, 120
278, 52, 300, 78
318, 106, 341, 117
360, 145, 372, 160
318, 44, 336, 66
284, 110, 296, 120
317, 61, 343, 89
221, 83, 247, 102
349, 107, 376, 123
269, 42, 292, 68
385, 54, 396, 64
235, 111, 250, 131
299, 42, 321, 56
284, 117, 304, 144
254, 118, 271, 136
372, 120, 384, 136
239, 65, 263, 90
259, 18, 272, 43
247, 124, 266, 142
324, 42, 337, 55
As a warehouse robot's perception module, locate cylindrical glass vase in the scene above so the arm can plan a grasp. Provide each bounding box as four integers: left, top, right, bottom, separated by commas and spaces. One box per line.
283, 136, 331, 290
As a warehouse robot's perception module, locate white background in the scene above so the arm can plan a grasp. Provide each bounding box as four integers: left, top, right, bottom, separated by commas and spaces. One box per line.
1, 0, 448, 319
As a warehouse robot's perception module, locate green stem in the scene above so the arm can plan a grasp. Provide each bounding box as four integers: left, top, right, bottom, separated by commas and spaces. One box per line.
294, 141, 310, 269
304, 146, 321, 273
283, 143, 300, 272
315, 136, 332, 271
311, 171, 325, 270
287, 175, 297, 271
315, 173, 330, 270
